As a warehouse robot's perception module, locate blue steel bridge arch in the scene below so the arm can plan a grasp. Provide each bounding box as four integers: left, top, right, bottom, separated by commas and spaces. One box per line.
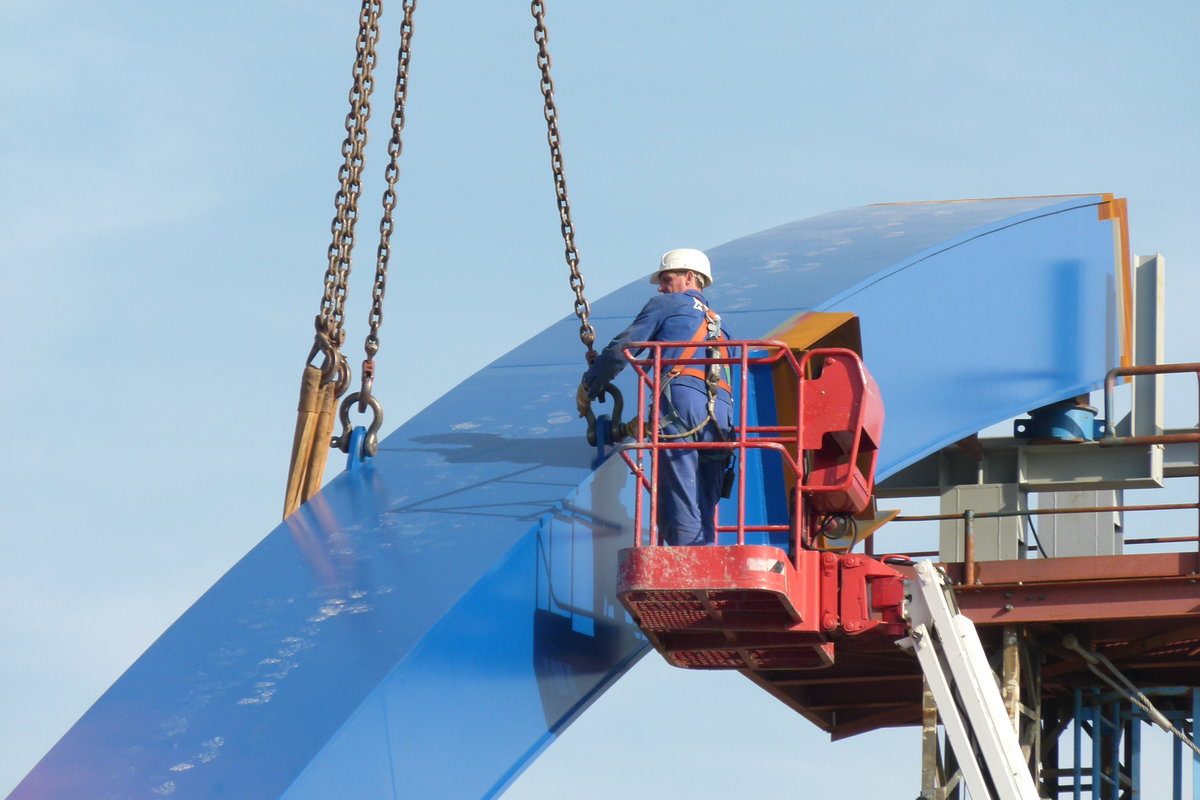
10, 195, 1127, 799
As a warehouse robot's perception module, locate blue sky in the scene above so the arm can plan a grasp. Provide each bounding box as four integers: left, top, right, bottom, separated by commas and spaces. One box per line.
2, 1, 1198, 797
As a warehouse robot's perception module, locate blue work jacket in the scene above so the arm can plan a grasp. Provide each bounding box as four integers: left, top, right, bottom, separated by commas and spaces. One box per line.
583, 289, 733, 399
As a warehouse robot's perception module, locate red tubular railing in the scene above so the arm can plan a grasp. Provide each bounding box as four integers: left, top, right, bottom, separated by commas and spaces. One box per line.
615, 340, 873, 561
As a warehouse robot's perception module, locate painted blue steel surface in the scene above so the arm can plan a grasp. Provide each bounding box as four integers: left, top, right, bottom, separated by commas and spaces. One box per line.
702, 195, 1121, 475
11, 196, 1124, 799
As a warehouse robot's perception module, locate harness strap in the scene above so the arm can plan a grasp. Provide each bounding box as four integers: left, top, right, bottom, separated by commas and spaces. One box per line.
668, 304, 731, 392
674, 366, 731, 392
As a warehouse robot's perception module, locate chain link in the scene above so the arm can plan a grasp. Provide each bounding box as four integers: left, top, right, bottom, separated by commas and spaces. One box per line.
531, 0, 596, 358
359, 0, 417, 410
315, 1, 383, 381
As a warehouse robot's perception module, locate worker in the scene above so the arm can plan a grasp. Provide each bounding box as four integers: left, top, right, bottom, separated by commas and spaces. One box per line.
576, 248, 734, 546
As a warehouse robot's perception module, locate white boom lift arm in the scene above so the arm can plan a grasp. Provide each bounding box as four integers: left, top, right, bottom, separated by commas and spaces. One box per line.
899, 561, 1042, 800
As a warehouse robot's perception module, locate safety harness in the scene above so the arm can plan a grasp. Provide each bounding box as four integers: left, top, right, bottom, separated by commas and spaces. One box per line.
668, 301, 732, 393
659, 298, 732, 441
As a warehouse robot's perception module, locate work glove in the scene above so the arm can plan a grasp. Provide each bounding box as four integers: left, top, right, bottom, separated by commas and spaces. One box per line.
575, 381, 592, 417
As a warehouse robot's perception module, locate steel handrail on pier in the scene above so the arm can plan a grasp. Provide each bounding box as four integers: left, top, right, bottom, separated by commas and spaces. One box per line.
875, 363, 1200, 580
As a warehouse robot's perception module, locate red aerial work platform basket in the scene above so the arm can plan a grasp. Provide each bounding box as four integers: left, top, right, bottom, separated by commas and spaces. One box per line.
613, 340, 903, 670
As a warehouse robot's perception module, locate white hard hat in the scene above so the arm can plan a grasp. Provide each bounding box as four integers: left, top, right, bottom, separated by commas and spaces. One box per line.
649, 248, 713, 288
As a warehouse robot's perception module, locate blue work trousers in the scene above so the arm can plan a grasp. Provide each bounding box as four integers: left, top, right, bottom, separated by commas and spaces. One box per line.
657, 384, 733, 547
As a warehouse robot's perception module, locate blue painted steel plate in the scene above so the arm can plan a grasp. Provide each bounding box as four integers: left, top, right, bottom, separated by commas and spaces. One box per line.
10, 196, 1125, 799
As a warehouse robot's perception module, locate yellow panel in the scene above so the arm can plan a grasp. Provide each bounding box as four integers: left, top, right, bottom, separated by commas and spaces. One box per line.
764, 312, 864, 432
766, 311, 862, 354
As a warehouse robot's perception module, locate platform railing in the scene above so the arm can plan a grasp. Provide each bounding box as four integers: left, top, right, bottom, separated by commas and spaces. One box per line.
615, 340, 876, 560
617, 339, 801, 553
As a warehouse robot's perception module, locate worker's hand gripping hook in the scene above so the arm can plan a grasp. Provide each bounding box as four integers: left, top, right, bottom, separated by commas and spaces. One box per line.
582, 383, 628, 448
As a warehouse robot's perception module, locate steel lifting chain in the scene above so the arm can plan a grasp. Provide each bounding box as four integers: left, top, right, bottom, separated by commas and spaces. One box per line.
335, 0, 418, 459
365, 0, 417, 398
286, 0, 386, 518
531, 0, 596, 361
313, 0, 384, 391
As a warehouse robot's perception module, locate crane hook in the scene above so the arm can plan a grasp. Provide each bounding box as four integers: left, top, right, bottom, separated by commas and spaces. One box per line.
584, 384, 628, 448
334, 391, 384, 458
